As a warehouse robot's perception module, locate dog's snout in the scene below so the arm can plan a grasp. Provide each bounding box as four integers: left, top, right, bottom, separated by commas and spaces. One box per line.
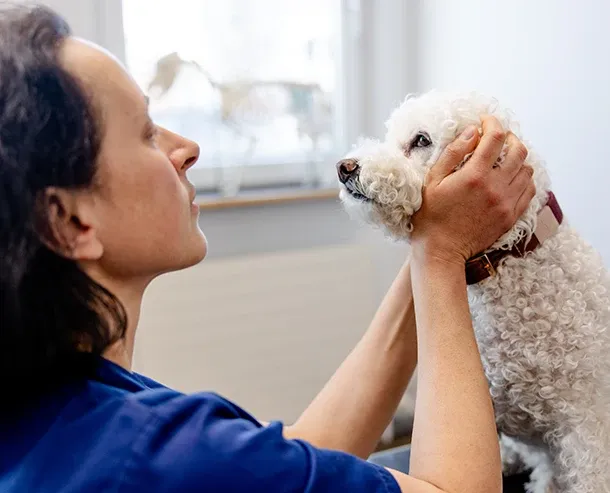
337, 158, 360, 184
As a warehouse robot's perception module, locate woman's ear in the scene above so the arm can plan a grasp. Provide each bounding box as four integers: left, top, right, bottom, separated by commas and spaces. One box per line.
37, 187, 103, 260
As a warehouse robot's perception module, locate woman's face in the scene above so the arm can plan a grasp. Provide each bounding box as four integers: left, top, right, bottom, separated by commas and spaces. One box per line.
60, 38, 207, 282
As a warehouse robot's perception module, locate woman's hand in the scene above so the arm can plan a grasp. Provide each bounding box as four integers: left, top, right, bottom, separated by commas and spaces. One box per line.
411, 115, 535, 266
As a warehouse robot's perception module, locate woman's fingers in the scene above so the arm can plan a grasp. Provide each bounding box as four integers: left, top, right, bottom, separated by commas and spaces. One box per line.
509, 164, 534, 194
429, 125, 480, 183
514, 180, 536, 217
509, 164, 535, 211
468, 115, 507, 173
500, 132, 529, 182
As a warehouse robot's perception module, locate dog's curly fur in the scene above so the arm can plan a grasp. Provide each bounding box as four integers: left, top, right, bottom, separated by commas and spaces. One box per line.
339, 90, 610, 493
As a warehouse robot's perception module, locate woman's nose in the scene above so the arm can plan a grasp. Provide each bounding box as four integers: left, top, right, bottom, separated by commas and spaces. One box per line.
170, 137, 200, 172
159, 127, 200, 172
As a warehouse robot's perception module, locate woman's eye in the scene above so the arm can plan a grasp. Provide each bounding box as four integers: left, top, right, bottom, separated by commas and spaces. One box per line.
145, 125, 159, 144
412, 133, 432, 148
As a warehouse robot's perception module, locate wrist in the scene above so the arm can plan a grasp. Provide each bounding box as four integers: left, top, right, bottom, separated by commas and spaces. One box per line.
411, 240, 467, 272
410, 245, 469, 295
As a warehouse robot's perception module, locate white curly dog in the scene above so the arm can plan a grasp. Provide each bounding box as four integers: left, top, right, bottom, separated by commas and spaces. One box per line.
337, 90, 610, 493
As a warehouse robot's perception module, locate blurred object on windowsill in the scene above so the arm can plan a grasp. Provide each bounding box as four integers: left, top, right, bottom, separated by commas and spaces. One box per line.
148, 50, 335, 197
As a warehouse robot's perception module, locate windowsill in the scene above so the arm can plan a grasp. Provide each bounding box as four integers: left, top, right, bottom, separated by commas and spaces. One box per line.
196, 186, 339, 210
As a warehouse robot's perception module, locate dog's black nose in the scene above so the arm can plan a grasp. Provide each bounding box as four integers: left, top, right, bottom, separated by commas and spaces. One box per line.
336, 158, 360, 184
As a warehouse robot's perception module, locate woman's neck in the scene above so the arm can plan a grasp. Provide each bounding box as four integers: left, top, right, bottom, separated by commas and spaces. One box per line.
85, 268, 148, 371
102, 284, 143, 370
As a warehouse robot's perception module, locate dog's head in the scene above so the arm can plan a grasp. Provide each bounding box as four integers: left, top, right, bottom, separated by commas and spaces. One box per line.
337, 90, 550, 250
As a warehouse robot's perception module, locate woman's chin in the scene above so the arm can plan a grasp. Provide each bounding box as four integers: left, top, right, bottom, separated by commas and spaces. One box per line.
189, 232, 208, 265
147, 232, 208, 278
170, 232, 208, 272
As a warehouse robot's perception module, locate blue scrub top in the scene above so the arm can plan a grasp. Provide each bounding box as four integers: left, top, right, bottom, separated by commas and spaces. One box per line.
0, 357, 400, 492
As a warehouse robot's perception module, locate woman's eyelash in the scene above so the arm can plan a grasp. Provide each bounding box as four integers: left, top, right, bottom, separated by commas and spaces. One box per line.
145, 123, 159, 141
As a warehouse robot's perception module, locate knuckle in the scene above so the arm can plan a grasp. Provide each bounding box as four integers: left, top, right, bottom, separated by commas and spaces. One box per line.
486, 190, 502, 208
516, 143, 529, 161
444, 144, 463, 162
498, 204, 514, 226
502, 215, 515, 230
490, 129, 507, 144
528, 183, 537, 198
466, 172, 484, 189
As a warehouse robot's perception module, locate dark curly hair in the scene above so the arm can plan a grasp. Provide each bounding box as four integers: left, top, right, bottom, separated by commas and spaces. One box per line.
0, 3, 127, 414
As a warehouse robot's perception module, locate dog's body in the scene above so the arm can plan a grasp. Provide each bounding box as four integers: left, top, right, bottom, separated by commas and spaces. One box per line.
338, 90, 610, 493
472, 223, 610, 493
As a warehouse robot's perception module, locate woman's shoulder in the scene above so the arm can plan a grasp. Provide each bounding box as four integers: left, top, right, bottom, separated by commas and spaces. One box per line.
86, 356, 263, 425
0, 372, 266, 492
120, 385, 263, 428
2, 376, 401, 493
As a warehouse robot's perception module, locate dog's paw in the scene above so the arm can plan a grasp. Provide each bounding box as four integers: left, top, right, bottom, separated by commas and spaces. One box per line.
500, 435, 528, 476
525, 477, 557, 493
524, 456, 556, 493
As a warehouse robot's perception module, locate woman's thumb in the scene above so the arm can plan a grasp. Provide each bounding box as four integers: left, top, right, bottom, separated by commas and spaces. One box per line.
430, 125, 480, 181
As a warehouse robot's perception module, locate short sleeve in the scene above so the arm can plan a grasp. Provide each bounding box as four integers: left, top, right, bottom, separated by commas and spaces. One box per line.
119, 391, 401, 493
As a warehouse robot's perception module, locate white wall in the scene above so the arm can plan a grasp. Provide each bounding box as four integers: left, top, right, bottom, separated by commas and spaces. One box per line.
417, 0, 610, 262
37, 0, 98, 39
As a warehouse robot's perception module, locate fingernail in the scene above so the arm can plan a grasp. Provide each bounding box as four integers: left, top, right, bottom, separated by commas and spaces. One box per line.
461, 126, 476, 140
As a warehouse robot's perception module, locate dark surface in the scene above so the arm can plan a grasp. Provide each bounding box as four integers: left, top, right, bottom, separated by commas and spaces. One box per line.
369, 445, 531, 492
502, 471, 532, 493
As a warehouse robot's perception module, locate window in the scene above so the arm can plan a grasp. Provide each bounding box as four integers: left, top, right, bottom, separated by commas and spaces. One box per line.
98, 0, 364, 196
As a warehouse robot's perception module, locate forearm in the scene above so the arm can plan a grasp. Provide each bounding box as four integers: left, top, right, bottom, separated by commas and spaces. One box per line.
408, 255, 501, 493
285, 260, 417, 458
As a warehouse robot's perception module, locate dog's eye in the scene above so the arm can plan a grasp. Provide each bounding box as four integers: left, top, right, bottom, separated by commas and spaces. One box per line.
411, 132, 432, 149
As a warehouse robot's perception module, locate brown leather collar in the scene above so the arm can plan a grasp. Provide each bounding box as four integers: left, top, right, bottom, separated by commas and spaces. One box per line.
466, 192, 563, 285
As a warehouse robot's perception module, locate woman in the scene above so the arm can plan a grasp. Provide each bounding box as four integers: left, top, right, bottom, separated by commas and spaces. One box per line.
0, 4, 535, 493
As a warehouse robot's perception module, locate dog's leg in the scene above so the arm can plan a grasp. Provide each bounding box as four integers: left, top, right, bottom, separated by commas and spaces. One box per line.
501, 436, 555, 493
526, 453, 556, 493
500, 434, 528, 476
